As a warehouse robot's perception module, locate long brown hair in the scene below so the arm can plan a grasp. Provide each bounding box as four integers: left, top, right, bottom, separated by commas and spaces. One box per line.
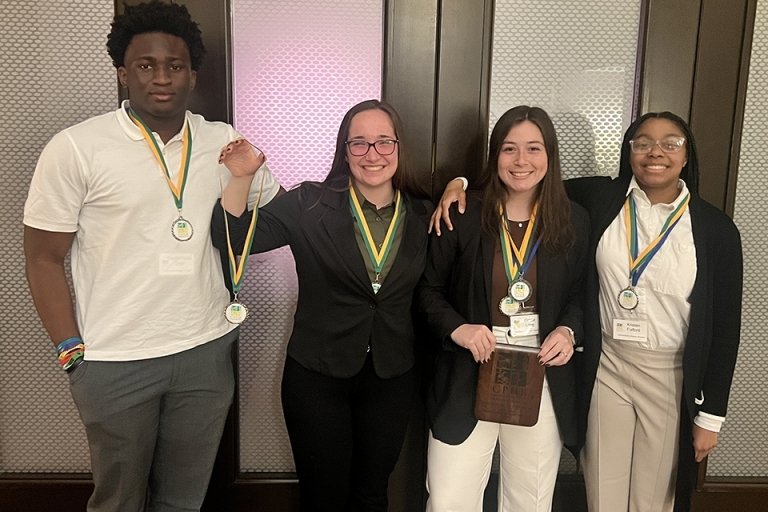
479, 105, 573, 252
323, 99, 421, 197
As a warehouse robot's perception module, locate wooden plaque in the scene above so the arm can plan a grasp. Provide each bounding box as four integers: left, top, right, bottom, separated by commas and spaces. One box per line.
474, 344, 545, 426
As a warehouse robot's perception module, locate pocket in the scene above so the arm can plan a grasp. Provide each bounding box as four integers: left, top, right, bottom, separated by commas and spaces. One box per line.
67, 360, 89, 386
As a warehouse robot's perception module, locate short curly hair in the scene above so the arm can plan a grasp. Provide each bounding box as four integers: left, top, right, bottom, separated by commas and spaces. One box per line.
107, 1, 206, 71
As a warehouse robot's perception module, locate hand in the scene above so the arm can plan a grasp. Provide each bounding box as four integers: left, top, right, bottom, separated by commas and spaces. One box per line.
450, 324, 496, 363
538, 326, 574, 366
219, 138, 266, 178
693, 424, 719, 462
429, 178, 467, 235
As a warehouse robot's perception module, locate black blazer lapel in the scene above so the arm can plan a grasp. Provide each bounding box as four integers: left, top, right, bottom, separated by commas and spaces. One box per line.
379, 196, 428, 296
318, 188, 373, 293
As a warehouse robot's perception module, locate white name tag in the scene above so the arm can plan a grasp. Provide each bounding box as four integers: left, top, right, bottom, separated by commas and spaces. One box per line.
509, 312, 540, 338
159, 253, 194, 275
612, 318, 648, 342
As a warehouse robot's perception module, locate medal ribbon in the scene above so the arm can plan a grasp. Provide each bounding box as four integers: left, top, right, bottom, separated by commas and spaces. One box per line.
499, 202, 541, 284
223, 172, 266, 294
624, 192, 690, 286
349, 182, 404, 280
128, 108, 191, 211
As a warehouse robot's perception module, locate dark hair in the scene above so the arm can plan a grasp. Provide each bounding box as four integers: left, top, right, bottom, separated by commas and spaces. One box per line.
324, 99, 421, 197
479, 105, 573, 252
107, 1, 206, 71
618, 111, 700, 195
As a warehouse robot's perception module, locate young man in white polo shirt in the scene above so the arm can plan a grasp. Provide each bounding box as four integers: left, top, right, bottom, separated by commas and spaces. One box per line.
23, 2, 279, 510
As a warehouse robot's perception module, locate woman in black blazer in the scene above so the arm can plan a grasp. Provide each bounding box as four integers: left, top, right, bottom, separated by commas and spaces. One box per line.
418, 106, 589, 511
566, 112, 742, 512
212, 100, 432, 511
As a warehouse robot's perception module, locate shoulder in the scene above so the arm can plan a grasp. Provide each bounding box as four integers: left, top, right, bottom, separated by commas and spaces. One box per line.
51, 110, 121, 144
403, 193, 434, 220
690, 196, 741, 241
565, 175, 626, 197
569, 200, 590, 230
186, 112, 239, 142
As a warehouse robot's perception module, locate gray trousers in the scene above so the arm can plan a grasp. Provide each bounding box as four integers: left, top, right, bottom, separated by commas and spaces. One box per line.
68, 329, 237, 512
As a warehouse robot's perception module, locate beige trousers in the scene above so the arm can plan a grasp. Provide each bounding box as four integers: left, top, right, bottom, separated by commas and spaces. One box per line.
582, 340, 684, 512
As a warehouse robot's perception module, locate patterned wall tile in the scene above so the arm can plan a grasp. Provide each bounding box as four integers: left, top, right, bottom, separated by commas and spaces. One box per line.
490, 0, 642, 178
711, 0, 768, 478
0, 0, 115, 473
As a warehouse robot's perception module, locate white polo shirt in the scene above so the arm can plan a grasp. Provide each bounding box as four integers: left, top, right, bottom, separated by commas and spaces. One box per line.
24, 101, 279, 361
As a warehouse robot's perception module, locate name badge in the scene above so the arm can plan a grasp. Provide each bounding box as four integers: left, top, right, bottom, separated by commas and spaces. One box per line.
509, 312, 539, 338
612, 318, 648, 342
159, 253, 194, 275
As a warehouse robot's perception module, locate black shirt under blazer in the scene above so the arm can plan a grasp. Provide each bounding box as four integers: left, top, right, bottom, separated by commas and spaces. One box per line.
211, 180, 432, 379
417, 194, 590, 453
565, 176, 743, 510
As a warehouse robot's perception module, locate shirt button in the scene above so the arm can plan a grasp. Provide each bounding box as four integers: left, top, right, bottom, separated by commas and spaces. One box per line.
369, 303, 376, 310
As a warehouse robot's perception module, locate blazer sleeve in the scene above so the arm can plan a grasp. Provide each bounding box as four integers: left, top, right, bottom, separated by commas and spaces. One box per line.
700, 215, 743, 417
416, 204, 469, 351
211, 187, 301, 255
556, 203, 591, 345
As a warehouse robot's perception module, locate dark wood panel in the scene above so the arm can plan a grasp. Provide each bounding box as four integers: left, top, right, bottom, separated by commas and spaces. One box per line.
383, 0, 440, 197
689, 0, 756, 211
692, 479, 768, 512
640, 0, 700, 118
432, 0, 494, 197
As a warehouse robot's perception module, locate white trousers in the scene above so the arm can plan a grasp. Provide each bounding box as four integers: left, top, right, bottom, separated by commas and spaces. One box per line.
582, 340, 683, 512
426, 383, 562, 511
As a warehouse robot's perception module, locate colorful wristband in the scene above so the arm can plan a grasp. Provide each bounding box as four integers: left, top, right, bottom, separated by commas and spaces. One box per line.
56, 336, 85, 372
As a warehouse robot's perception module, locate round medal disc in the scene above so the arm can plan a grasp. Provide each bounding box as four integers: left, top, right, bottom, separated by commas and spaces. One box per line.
509, 279, 532, 302
225, 301, 248, 324
171, 217, 194, 241
499, 296, 520, 316
617, 288, 639, 310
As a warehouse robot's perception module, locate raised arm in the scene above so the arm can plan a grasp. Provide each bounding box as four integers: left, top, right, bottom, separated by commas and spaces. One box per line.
429, 177, 468, 235
219, 138, 265, 215
24, 226, 78, 347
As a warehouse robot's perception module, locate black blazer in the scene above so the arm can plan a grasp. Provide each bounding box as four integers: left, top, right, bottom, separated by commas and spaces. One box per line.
566, 176, 743, 510
211, 180, 432, 379
416, 194, 590, 453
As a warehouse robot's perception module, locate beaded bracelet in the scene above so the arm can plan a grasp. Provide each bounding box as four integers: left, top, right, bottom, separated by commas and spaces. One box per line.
56, 336, 85, 373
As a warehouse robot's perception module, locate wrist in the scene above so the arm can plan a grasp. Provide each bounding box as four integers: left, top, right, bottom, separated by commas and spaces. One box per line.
452, 176, 468, 191
560, 326, 576, 346
56, 336, 85, 372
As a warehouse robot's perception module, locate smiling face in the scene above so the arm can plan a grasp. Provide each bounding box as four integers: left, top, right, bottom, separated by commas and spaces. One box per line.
630, 117, 687, 203
117, 32, 196, 132
496, 120, 548, 200
345, 108, 399, 199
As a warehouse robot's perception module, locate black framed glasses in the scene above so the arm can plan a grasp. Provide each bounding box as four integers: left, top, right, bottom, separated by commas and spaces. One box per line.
345, 138, 399, 156
629, 136, 686, 154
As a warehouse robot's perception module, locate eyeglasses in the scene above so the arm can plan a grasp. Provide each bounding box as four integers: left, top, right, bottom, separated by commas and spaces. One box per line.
345, 139, 399, 156
629, 136, 686, 154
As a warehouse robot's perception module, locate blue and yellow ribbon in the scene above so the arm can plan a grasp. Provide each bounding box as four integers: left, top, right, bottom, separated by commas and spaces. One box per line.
624, 192, 690, 286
